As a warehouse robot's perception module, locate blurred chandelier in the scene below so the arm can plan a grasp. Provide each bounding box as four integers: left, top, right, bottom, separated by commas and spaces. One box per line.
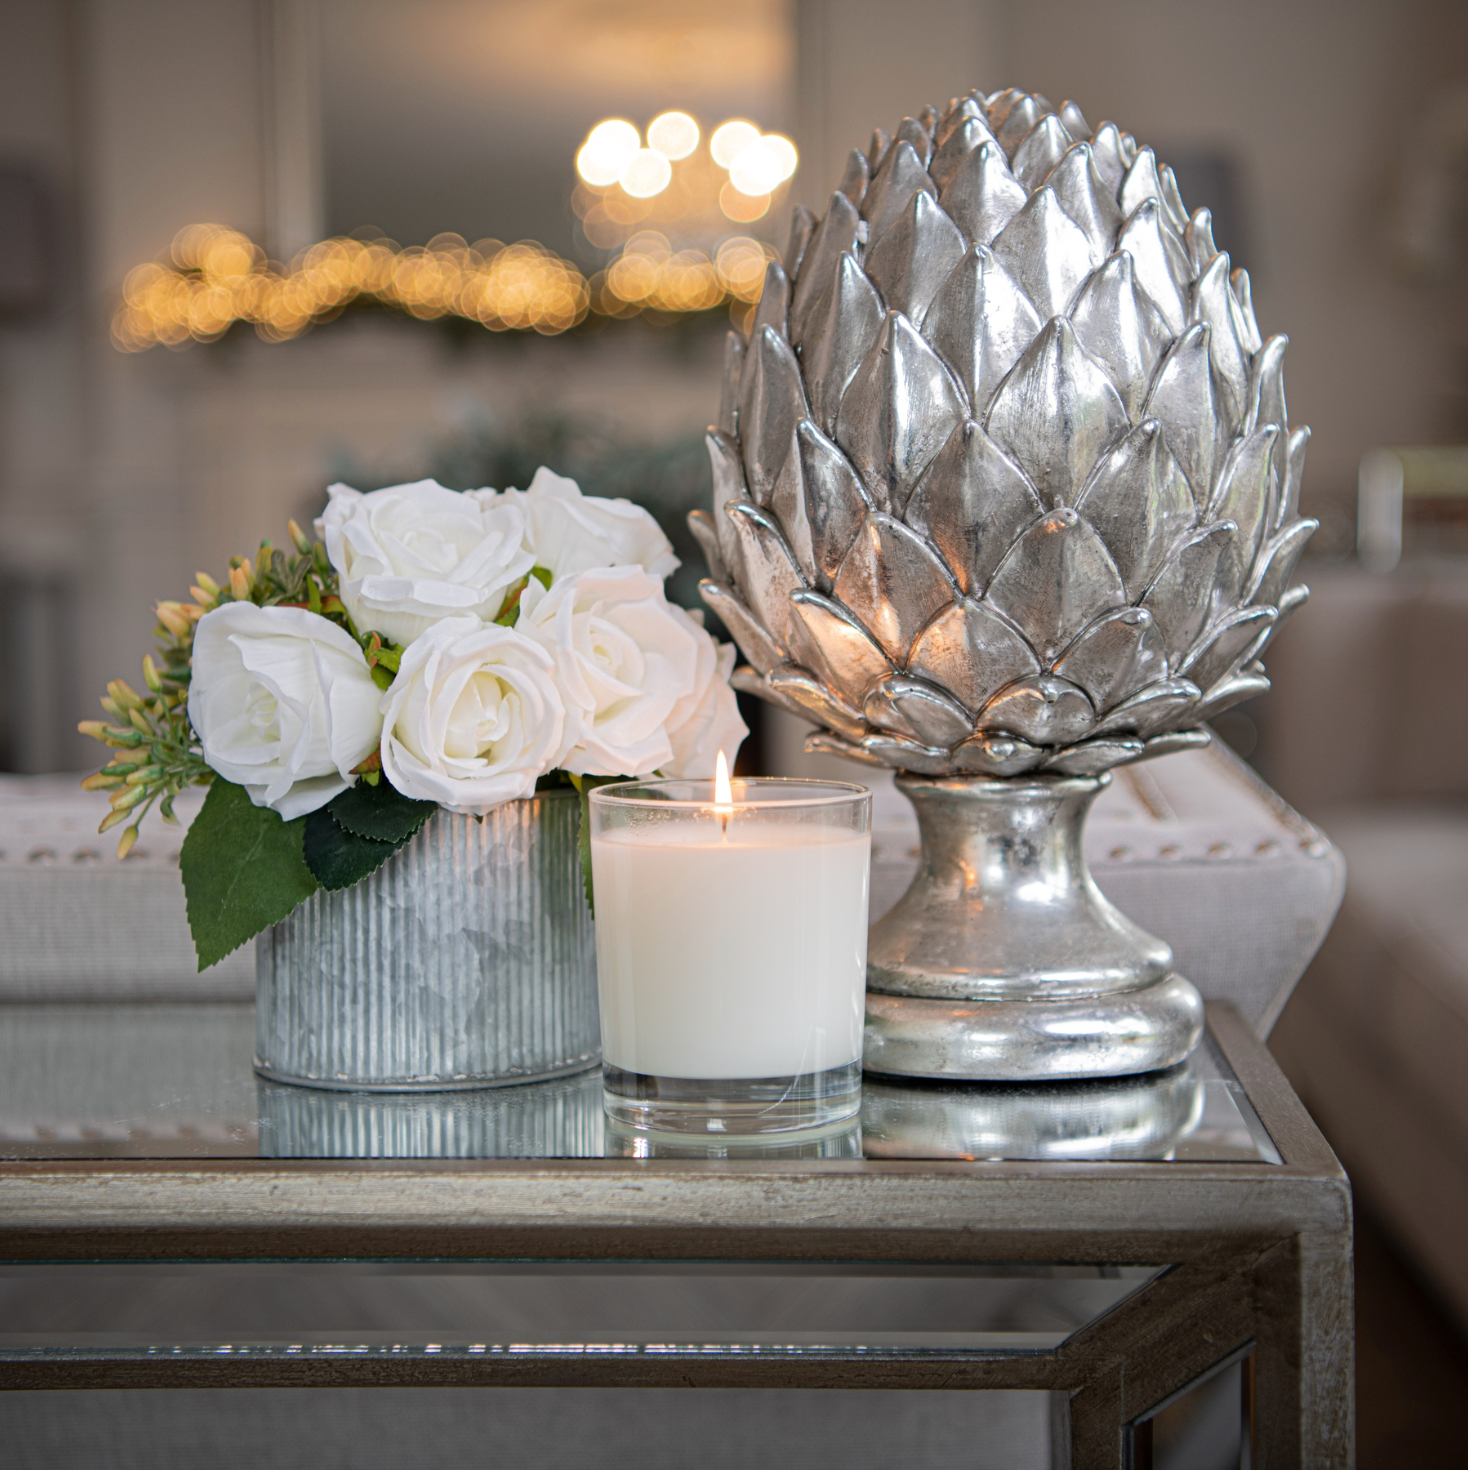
112, 112, 796, 352
574, 111, 797, 322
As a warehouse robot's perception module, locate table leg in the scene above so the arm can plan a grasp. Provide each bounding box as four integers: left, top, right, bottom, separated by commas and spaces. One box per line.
1254, 1227, 1356, 1468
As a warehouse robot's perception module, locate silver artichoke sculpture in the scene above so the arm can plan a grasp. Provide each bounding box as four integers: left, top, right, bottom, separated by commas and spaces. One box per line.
690, 90, 1316, 779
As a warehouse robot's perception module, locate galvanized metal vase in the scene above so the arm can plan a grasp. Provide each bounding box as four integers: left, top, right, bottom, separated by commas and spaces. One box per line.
255, 790, 599, 1091
861, 770, 1203, 1081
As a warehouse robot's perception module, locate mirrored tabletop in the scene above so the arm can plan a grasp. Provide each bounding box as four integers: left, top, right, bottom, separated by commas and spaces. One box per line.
0, 1003, 1279, 1164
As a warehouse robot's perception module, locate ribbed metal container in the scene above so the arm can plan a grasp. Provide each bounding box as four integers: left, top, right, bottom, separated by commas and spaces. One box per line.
255, 790, 599, 1091
256, 1069, 605, 1157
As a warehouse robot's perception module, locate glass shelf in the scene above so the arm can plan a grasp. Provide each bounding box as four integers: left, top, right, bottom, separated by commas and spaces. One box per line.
0, 1002, 1279, 1164
0, 1260, 1167, 1362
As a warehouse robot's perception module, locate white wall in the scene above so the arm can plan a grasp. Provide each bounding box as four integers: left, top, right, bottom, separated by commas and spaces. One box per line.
83, 0, 267, 289
0, 1, 87, 768
0, 0, 272, 768
794, 0, 1003, 210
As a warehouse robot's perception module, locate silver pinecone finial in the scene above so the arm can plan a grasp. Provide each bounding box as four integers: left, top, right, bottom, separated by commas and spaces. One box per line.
689, 90, 1315, 779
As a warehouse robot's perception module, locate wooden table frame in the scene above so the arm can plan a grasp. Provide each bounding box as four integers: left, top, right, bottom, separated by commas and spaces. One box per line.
0, 1002, 1353, 1468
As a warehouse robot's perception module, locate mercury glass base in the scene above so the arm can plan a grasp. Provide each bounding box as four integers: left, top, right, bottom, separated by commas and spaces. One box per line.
864, 976, 1205, 1083
864, 771, 1204, 1081
602, 1062, 862, 1136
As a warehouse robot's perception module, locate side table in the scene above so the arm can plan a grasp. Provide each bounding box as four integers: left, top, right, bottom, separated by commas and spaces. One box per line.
0, 1000, 1352, 1468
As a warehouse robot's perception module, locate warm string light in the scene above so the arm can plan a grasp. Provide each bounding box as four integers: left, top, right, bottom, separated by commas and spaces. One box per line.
112, 226, 591, 350
113, 109, 798, 350
573, 110, 797, 323
589, 230, 776, 319
575, 112, 795, 211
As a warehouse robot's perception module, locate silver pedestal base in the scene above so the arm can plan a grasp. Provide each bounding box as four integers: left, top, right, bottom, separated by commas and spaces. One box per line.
863, 771, 1204, 1081
863, 975, 1204, 1082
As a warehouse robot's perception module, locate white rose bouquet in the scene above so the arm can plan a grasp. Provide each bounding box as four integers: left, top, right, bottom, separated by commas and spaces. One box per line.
80, 468, 746, 968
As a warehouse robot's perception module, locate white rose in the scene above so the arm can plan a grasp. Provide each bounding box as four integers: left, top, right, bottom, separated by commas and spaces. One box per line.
518, 566, 703, 777
379, 616, 568, 813
188, 603, 383, 820
320, 478, 534, 646
487, 466, 677, 582
663, 623, 748, 777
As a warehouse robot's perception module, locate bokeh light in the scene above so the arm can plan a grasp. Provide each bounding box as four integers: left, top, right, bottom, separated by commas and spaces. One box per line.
116, 107, 803, 348
763, 135, 799, 182
619, 148, 673, 198
576, 119, 641, 187
728, 135, 798, 196
571, 110, 797, 323
112, 225, 591, 350
718, 184, 768, 222
715, 237, 774, 298
647, 111, 700, 161
729, 143, 778, 196
710, 119, 762, 168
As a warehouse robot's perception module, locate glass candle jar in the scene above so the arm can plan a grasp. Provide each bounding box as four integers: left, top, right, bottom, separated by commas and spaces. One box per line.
589, 776, 871, 1135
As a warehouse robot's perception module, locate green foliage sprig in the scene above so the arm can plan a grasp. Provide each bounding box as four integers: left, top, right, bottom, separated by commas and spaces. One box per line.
77, 516, 407, 857
76, 622, 210, 859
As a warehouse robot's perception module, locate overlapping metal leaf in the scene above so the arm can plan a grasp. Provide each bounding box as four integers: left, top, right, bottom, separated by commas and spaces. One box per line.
691, 90, 1316, 777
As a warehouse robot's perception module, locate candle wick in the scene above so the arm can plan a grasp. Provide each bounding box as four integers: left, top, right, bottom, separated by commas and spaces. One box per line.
714, 750, 733, 840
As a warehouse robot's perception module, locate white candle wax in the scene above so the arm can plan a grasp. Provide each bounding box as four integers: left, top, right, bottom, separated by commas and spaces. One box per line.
592, 820, 870, 1080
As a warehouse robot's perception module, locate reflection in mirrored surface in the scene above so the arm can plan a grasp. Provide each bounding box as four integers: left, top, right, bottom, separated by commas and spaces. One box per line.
257, 1068, 604, 1159
0, 1260, 1165, 1358
0, 1003, 257, 1157
863, 1065, 1205, 1163
605, 1117, 863, 1159
0, 1003, 1279, 1163
864, 1037, 1278, 1164
2, 1387, 1057, 1470
1133, 1350, 1251, 1470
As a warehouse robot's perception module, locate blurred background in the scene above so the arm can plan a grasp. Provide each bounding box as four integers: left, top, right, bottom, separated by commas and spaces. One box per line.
3, 0, 1466, 781
1, 1, 1467, 1462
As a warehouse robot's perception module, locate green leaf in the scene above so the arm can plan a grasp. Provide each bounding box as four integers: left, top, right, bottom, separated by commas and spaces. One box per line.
180, 779, 319, 971
493, 573, 530, 627
568, 773, 622, 919
328, 779, 438, 843
303, 807, 400, 891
